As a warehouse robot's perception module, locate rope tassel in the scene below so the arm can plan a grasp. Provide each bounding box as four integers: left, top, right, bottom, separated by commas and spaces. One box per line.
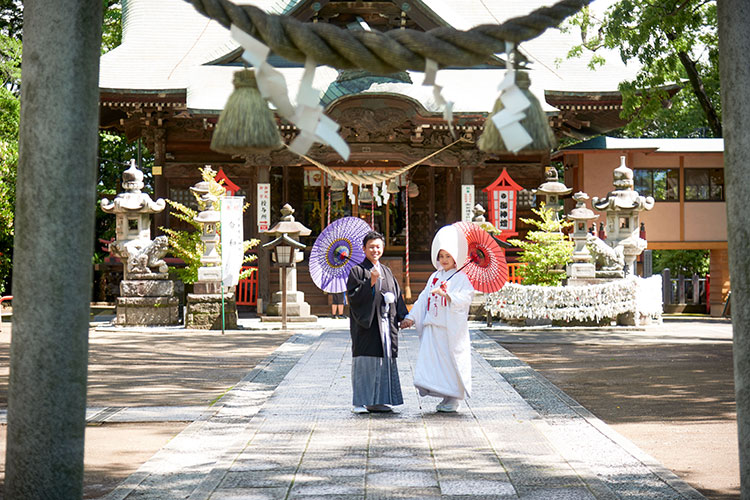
478, 70, 557, 154
210, 69, 281, 155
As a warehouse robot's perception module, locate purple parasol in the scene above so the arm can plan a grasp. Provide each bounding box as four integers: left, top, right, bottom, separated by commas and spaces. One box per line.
309, 216, 371, 293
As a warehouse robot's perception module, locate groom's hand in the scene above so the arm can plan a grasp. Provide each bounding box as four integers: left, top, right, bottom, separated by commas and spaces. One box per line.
400, 318, 414, 329
370, 267, 380, 286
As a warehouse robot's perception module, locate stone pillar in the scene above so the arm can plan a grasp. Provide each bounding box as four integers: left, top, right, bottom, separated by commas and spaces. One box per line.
5, 1, 102, 498
718, 2, 750, 495
709, 248, 730, 317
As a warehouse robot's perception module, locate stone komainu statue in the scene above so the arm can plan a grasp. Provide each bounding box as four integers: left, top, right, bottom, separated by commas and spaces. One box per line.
585, 234, 625, 271
112, 236, 169, 276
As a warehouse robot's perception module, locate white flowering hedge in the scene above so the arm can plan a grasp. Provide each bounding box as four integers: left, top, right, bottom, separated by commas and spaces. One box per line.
485, 275, 663, 325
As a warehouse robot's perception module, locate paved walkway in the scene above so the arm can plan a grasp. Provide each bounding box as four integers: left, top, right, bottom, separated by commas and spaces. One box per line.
102, 327, 706, 500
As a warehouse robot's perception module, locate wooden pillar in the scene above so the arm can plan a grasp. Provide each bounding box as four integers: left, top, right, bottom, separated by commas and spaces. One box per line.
428, 165, 435, 237
152, 128, 167, 236
258, 164, 271, 313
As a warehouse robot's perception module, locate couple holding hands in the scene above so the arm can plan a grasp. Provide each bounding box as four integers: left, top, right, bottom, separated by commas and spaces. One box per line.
346, 226, 474, 414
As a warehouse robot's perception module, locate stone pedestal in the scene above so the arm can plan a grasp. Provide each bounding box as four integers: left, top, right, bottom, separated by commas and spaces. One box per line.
115, 274, 179, 326
186, 292, 238, 330
567, 262, 596, 279
266, 289, 312, 317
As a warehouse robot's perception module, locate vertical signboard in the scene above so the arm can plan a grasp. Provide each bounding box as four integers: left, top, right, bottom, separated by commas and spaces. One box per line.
221, 196, 245, 287
257, 183, 270, 232
461, 185, 475, 222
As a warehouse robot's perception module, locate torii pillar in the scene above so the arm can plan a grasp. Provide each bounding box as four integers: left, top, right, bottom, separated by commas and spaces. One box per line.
5, 1, 103, 498
719, 2, 750, 496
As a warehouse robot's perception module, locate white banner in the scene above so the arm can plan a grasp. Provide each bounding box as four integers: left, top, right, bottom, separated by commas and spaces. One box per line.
257, 183, 271, 232
461, 185, 475, 222
221, 196, 245, 287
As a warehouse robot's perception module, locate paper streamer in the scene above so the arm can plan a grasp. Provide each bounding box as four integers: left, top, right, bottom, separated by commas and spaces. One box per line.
381, 180, 389, 205
373, 182, 382, 207
423, 59, 455, 139
489, 42, 533, 153
347, 181, 356, 205
231, 25, 350, 160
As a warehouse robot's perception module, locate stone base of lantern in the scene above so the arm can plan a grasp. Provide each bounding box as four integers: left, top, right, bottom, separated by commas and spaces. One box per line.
186, 292, 238, 330
116, 296, 180, 326
265, 290, 313, 318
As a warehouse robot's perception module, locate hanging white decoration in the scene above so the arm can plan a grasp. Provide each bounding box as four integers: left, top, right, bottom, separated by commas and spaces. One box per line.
485, 275, 662, 326
347, 181, 356, 205
381, 180, 390, 205
423, 58, 455, 138
373, 182, 382, 206
230, 25, 350, 160
489, 42, 533, 153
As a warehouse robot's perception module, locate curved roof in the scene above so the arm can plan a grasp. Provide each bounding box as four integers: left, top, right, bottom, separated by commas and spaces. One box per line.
101, 0, 640, 118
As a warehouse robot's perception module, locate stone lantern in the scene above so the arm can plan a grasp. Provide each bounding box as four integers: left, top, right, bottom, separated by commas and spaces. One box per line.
185, 177, 239, 330
533, 167, 572, 217
566, 192, 598, 281
100, 160, 179, 325
190, 180, 223, 292
262, 204, 316, 322
592, 156, 655, 276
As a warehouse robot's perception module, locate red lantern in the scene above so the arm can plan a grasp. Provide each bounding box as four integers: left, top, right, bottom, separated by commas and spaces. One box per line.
482, 168, 523, 240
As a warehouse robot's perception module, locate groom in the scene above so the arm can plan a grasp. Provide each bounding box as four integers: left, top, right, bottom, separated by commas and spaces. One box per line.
346, 230, 408, 414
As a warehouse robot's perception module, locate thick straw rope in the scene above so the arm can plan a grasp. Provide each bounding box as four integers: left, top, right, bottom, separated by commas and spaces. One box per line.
286, 137, 470, 185
187, 0, 593, 74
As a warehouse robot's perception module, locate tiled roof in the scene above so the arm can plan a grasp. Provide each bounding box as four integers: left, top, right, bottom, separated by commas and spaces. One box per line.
559, 136, 724, 153
101, 0, 640, 116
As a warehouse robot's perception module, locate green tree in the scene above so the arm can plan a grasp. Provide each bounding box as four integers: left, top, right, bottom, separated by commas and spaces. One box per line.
563, 0, 720, 138
161, 167, 258, 284
652, 249, 709, 276
0, 29, 19, 294
508, 204, 574, 286
0, 1, 127, 278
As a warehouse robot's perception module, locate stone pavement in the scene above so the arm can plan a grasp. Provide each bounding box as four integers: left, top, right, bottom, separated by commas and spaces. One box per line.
101, 325, 707, 500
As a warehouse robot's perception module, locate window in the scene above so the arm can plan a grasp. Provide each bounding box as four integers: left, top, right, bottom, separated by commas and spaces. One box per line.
685, 168, 724, 201
634, 168, 679, 201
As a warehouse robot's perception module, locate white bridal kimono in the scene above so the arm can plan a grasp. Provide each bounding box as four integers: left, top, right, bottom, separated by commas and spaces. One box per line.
407, 268, 474, 400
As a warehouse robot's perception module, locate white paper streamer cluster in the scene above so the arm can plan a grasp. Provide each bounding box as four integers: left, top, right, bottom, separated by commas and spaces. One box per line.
230, 25, 350, 160
489, 42, 533, 153
423, 59, 455, 138
485, 276, 663, 325
347, 181, 356, 205
373, 183, 381, 206
381, 180, 390, 205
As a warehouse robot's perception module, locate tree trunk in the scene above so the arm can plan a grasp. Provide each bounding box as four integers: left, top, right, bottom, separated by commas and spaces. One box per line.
676, 49, 723, 137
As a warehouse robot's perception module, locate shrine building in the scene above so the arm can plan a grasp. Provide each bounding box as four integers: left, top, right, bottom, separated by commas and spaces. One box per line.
98, 0, 641, 313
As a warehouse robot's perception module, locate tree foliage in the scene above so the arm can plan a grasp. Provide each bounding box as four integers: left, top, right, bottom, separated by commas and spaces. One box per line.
508, 204, 574, 286
564, 0, 720, 138
161, 167, 258, 284
652, 249, 709, 277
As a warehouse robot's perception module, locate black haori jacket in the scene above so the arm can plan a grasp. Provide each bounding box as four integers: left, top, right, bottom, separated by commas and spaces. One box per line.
346, 259, 408, 358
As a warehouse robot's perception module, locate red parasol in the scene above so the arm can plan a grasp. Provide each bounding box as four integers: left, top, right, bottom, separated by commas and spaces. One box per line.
452, 222, 508, 293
